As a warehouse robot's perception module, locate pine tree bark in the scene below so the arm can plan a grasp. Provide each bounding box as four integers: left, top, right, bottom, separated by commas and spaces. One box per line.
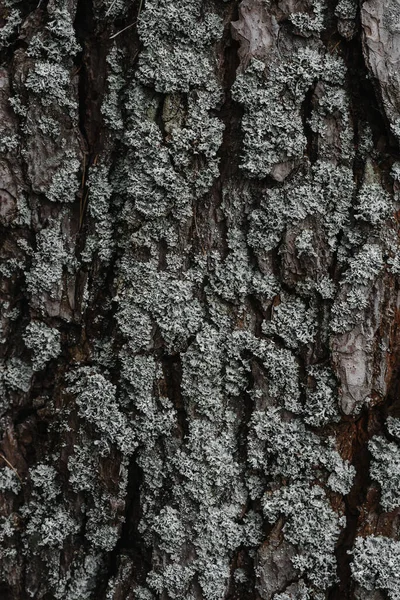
1, 1, 400, 599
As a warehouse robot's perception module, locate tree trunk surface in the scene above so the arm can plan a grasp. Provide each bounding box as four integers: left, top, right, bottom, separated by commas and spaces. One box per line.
1, 0, 400, 599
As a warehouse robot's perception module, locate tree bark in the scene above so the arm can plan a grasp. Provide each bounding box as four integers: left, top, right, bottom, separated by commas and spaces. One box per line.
1, 0, 400, 599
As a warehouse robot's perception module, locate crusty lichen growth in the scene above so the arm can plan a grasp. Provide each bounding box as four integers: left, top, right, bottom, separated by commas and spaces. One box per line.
25, 214, 77, 317
264, 483, 346, 590
136, 0, 223, 93
22, 464, 79, 550
350, 536, 400, 599
23, 320, 61, 371
67, 368, 137, 455
81, 165, 114, 264
0, 466, 21, 495
368, 435, 400, 512
232, 49, 347, 180
2, 0, 400, 598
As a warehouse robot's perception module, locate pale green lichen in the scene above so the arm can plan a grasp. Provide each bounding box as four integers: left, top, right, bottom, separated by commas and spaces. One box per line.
117, 257, 203, 352
25, 62, 77, 113
0, 466, 21, 495
355, 183, 393, 225
248, 408, 354, 494
210, 230, 256, 303
246, 334, 302, 414
232, 51, 347, 179
4, 2, 391, 597
67, 442, 98, 493
331, 244, 384, 333
0, 6, 21, 49
85, 509, 122, 551
387, 416, 400, 440
46, 150, 81, 203
0, 133, 19, 153
248, 161, 354, 253
23, 320, 61, 371
101, 0, 129, 20
295, 229, 317, 258
369, 435, 400, 512
136, 327, 263, 600
167, 91, 224, 197
264, 483, 346, 590
82, 164, 114, 264
310, 85, 354, 163
67, 435, 129, 555
117, 85, 193, 221
273, 581, 323, 600
350, 536, 400, 599
262, 295, 318, 349
61, 553, 104, 600
25, 218, 74, 306
27, 7, 80, 60
136, 0, 223, 93
22, 464, 79, 550
115, 82, 222, 229
102, 46, 126, 132
36, 115, 61, 139
67, 367, 137, 455
4, 357, 33, 393
290, 1, 325, 36
335, 0, 358, 20
303, 365, 340, 427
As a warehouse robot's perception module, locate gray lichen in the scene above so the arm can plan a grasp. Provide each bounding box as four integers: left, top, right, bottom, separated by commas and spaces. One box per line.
263, 483, 346, 590
1, 0, 400, 598
136, 0, 223, 93
369, 435, 400, 512
25, 217, 75, 315
350, 536, 400, 600
0, 466, 21, 495
22, 464, 79, 550
67, 368, 137, 455
232, 50, 347, 180
23, 320, 61, 371
81, 165, 114, 264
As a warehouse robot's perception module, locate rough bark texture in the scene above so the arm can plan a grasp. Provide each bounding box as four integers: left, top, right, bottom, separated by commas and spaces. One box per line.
0, 0, 400, 599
